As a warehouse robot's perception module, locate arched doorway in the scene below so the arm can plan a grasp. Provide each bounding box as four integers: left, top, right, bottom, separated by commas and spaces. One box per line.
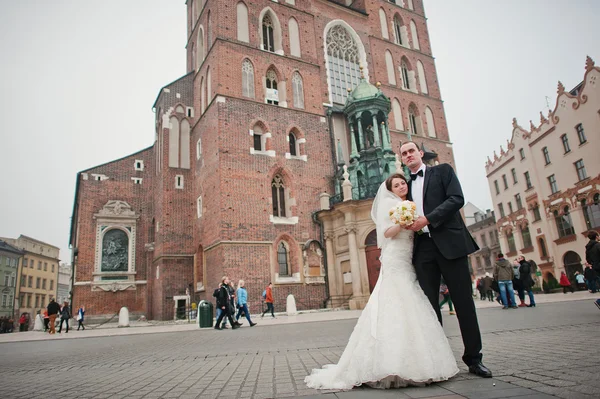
563, 251, 583, 280
365, 230, 381, 293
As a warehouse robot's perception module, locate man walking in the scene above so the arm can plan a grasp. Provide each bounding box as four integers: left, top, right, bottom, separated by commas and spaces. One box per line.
493, 253, 518, 309
585, 231, 600, 288
261, 283, 275, 318
47, 298, 60, 335
401, 141, 492, 378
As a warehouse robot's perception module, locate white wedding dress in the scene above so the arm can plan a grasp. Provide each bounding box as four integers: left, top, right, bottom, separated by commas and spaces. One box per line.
305, 226, 459, 390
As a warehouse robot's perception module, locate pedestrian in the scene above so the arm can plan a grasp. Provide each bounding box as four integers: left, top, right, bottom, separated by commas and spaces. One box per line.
76, 305, 85, 331
227, 280, 239, 325
493, 253, 517, 309
585, 231, 600, 284
483, 273, 494, 301
235, 280, 257, 327
214, 276, 239, 330
518, 256, 536, 307
559, 271, 574, 294
512, 259, 526, 307
584, 264, 597, 293
213, 283, 229, 329
261, 282, 275, 318
19, 313, 27, 332
439, 280, 455, 315
42, 308, 50, 332
58, 301, 71, 333
574, 272, 586, 291
47, 298, 60, 334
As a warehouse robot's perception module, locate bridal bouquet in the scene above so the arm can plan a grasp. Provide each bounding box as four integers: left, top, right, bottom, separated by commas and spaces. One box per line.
389, 200, 424, 234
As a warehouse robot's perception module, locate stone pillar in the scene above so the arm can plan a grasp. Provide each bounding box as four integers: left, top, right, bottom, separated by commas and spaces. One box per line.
372, 115, 381, 147
349, 123, 359, 159
345, 223, 368, 309
324, 232, 341, 299
118, 307, 130, 327
286, 294, 298, 315
382, 121, 391, 150
356, 114, 365, 151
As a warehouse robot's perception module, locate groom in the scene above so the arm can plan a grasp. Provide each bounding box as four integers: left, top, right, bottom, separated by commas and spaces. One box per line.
400, 142, 492, 378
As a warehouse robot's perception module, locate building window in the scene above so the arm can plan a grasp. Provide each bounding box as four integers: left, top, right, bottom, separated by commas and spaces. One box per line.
498, 203, 505, 218
576, 123, 586, 144
524, 171, 532, 189
262, 14, 275, 52
50, 280, 54, 290
574, 159, 587, 181
511, 168, 517, 184
494, 180, 500, 195
51, 264, 54, 273
131, 178, 142, 184
408, 103, 420, 135
519, 148, 525, 160
36, 277, 40, 289
42, 278, 46, 290
272, 175, 286, 218
532, 205, 541, 222
3, 274, 8, 287
481, 234, 487, 247
561, 134, 571, 153
197, 196, 203, 218
521, 225, 532, 248
277, 242, 290, 276
582, 194, 600, 229
489, 231, 495, 245
401, 61, 410, 90
27, 294, 31, 308
265, 69, 279, 105
508, 201, 514, 214
44, 262, 47, 271
554, 207, 575, 238
326, 24, 361, 104
35, 295, 39, 309
289, 133, 297, 156
475, 257, 482, 270
507, 232, 517, 253
548, 174, 558, 194
542, 147, 551, 165
394, 16, 404, 45
28, 276, 32, 288
175, 175, 184, 189
38, 261, 41, 270
241, 59, 255, 99
1, 294, 7, 307
196, 138, 202, 160
20, 275, 26, 287
134, 160, 144, 171
502, 175, 508, 190
253, 132, 263, 151
515, 194, 523, 210
292, 72, 304, 109
29, 259, 33, 268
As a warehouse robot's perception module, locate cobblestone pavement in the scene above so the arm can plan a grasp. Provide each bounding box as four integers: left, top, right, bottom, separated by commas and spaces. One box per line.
0, 300, 598, 399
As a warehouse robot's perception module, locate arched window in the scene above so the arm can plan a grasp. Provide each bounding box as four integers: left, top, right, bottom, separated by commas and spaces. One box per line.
326, 24, 361, 104
277, 242, 290, 276
292, 72, 304, 109
392, 99, 404, 131
410, 20, 420, 50
237, 2, 249, 42
196, 138, 202, 160
207, 11, 212, 48
200, 77, 206, 114
266, 69, 278, 105
417, 60, 428, 94
289, 132, 297, 156
272, 174, 286, 217
554, 207, 575, 238
394, 16, 404, 45
379, 8, 389, 39
520, 225, 532, 248
289, 17, 301, 57
191, 43, 196, 72
180, 119, 190, 169
582, 194, 600, 229
262, 14, 275, 52
101, 229, 129, 272
425, 106, 436, 137
196, 27, 205, 69
252, 124, 264, 151
506, 231, 516, 253
206, 67, 212, 103
168, 116, 180, 168
407, 0, 414, 10
242, 59, 255, 98
401, 60, 410, 90
385, 50, 396, 85
538, 237, 548, 258
408, 104, 420, 135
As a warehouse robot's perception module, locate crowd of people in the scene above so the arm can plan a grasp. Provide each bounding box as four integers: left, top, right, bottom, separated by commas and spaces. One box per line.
212, 276, 272, 330
475, 254, 536, 308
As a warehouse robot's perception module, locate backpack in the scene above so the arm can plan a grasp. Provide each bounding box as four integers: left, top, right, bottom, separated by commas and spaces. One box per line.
262, 290, 267, 299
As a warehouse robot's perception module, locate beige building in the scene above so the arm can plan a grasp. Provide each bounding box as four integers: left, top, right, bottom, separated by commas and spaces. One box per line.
484, 56, 600, 283
467, 208, 500, 278
2, 235, 60, 324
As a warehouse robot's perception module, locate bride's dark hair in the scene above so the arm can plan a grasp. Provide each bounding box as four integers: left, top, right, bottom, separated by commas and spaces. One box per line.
385, 173, 407, 192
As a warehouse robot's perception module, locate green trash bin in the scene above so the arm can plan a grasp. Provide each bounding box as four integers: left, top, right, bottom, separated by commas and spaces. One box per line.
198, 300, 213, 328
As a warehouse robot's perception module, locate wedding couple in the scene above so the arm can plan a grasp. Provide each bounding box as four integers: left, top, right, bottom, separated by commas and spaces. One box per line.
305, 142, 492, 390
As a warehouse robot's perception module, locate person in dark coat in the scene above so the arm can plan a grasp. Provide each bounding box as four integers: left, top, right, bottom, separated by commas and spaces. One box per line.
584, 265, 598, 293
214, 276, 239, 330
58, 301, 71, 333
482, 274, 494, 301
585, 231, 600, 284
518, 256, 536, 307
47, 299, 60, 335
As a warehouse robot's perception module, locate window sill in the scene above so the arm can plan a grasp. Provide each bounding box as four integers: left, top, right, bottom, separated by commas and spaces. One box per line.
525, 186, 534, 192
506, 251, 518, 258
554, 234, 577, 245
274, 272, 301, 285
285, 153, 307, 161
270, 215, 299, 225
579, 140, 588, 147
250, 148, 276, 157
520, 246, 534, 254
532, 218, 542, 224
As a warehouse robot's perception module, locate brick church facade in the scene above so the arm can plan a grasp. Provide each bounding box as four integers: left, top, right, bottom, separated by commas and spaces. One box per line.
69, 0, 458, 320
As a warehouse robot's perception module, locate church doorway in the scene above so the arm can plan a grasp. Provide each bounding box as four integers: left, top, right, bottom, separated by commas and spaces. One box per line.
563, 251, 583, 280
365, 230, 381, 293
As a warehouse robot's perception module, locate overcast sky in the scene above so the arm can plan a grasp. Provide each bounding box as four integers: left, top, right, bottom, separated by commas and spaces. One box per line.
1, 0, 598, 260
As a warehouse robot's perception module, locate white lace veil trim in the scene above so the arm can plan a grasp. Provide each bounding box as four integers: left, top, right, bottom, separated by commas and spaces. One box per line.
370, 181, 402, 250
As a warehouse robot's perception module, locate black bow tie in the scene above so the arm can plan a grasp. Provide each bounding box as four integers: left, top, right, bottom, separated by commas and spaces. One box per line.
410, 170, 424, 181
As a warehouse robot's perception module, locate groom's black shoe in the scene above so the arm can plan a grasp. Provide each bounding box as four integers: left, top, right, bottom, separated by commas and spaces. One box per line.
468, 362, 493, 378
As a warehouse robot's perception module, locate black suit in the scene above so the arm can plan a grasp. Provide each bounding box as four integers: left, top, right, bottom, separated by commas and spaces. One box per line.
409, 163, 483, 366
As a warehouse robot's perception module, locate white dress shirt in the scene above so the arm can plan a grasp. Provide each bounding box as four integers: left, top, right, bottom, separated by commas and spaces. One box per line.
410, 163, 429, 233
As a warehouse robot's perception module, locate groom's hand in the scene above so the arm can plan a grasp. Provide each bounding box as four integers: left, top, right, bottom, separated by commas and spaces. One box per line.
409, 216, 429, 231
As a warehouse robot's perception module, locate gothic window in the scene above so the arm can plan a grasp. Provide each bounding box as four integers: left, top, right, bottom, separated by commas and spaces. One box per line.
582, 194, 600, 229
289, 133, 297, 156
277, 242, 290, 276
379, 9, 389, 39
326, 24, 361, 104
392, 98, 404, 131
196, 138, 202, 160
262, 14, 275, 52
407, 0, 414, 10
242, 59, 255, 99
401, 60, 410, 90
425, 107, 436, 137
253, 125, 264, 151
385, 50, 396, 85
410, 20, 420, 50
394, 16, 404, 45
408, 103, 420, 135
289, 17, 301, 57
207, 11, 212, 48
272, 174, 286, 217
292, 72, 304, 109
266, 69, 279, 105
196, 27, 205, 68
101, 229, 129, 273
417, 61, 428, 94
237, 2, 249, 42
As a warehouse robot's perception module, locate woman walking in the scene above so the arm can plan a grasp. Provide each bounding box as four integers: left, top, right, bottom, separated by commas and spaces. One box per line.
77, 305, 85, 330
559, 272, 574, 294
58, 301, 71, 333
236, 280, 257, 327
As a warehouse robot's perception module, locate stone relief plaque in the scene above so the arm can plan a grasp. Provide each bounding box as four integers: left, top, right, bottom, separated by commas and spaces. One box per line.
101, 229, 129, 272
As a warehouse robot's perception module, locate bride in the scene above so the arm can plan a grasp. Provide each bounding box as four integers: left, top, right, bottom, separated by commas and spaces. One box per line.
305, 173, 459, 390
